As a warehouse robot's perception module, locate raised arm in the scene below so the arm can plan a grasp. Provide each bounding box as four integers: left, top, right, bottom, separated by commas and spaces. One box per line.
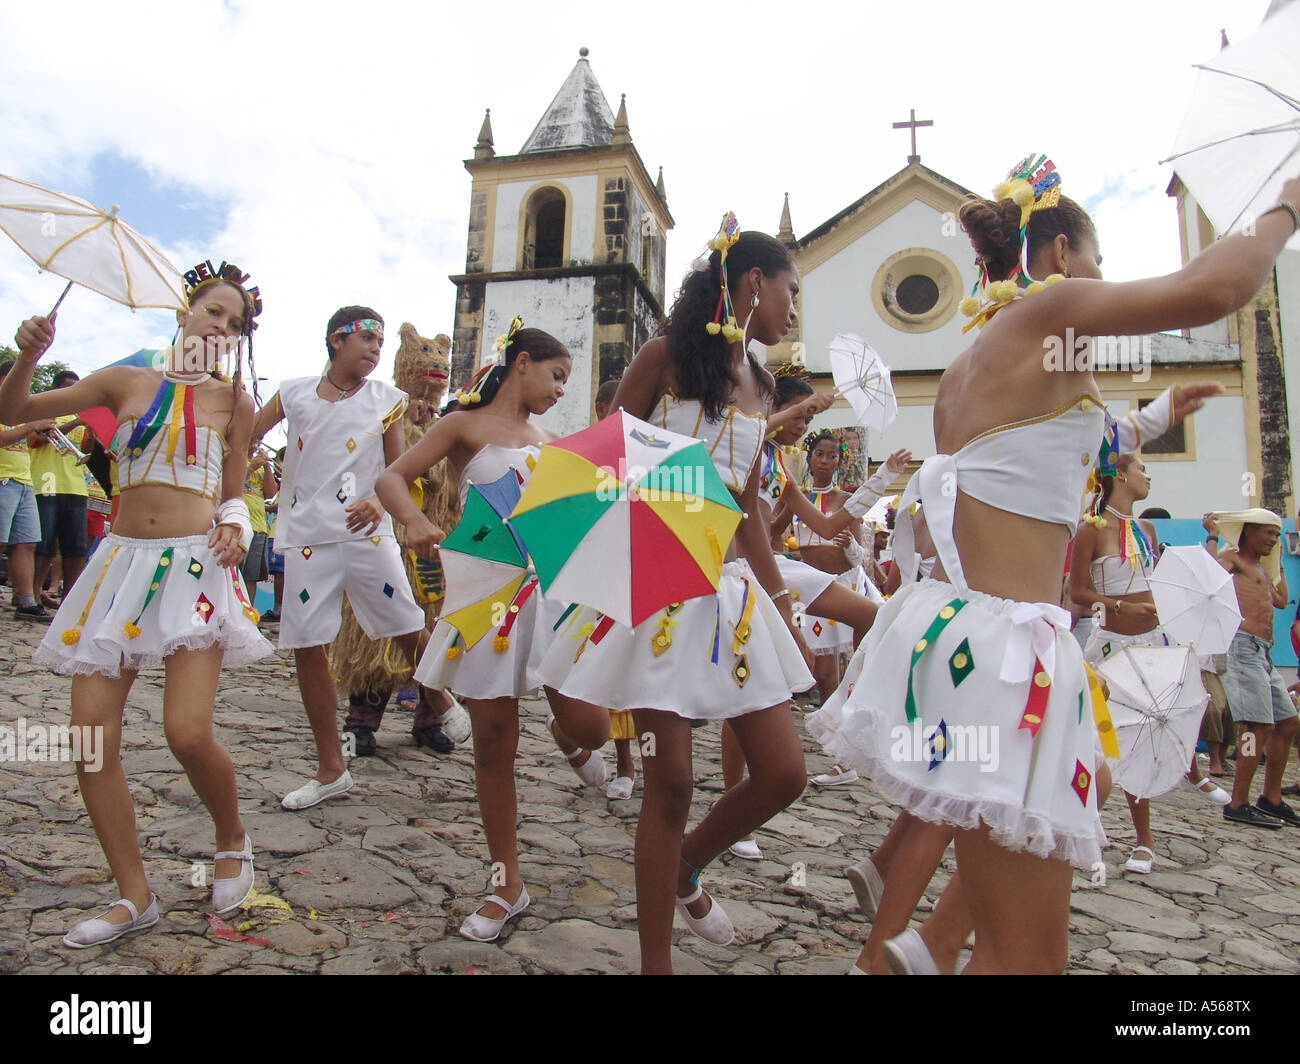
5, 317, 132, 422
250, 391, 284, 444
1029, 186, 1299, 341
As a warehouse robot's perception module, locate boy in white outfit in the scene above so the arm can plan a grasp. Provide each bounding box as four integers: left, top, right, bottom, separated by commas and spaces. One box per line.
253, 306, 428, 809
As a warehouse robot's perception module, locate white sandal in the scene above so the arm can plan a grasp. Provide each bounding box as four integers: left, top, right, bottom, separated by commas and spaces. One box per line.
212, 834, 255, 914
1184, 776, 1232, 806
1124, 845, 1156, 874
548, 715, 607, 788
883, 928, 940, 975
675, 884, 735, 945
459, 887, 530, 942
846, 855, 884, 919
62, 895, 159, 950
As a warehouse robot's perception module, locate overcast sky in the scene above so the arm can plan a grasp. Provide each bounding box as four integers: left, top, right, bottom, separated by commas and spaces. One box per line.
0, 0, 1276, 430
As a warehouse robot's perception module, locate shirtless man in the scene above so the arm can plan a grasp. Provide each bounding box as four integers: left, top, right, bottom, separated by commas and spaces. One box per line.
1205, 512, 1299, 827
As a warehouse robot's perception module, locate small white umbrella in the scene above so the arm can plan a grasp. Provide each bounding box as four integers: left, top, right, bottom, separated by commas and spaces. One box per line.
1094, 645, 1208, 801
1161, 3, 1300, 250
862, 493, 896, 529
1149, 545, 1242, 655
827, 333, 897, 432
0, 172, 186, 315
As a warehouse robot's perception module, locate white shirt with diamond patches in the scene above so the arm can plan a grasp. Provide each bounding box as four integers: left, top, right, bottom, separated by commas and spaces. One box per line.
273, 375, 407, 549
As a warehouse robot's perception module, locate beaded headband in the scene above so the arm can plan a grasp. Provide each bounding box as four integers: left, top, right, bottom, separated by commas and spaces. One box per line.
183, 260, 262, 328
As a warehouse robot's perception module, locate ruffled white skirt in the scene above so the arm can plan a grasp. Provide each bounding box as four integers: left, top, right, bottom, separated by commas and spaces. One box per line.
414, 578, 564, 701
807, 579, 1105, 868
34, 533, 272, 678
538, 559, 814, 720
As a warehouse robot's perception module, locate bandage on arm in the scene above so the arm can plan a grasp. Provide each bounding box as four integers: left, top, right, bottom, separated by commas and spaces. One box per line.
842, 468, 894, 519
1118, 388, 1173, 453
216, 498, 252, 552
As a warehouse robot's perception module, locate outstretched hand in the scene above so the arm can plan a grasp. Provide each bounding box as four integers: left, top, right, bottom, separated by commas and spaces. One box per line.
1172, 383, 1224, 424
15, 315, 56, 360
883, 448, 912, 475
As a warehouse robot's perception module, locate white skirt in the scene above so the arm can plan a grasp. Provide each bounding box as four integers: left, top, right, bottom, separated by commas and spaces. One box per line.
414, 577, 563, 701
807, 579, 1105, 868
793, 564, 862, 657
34, 533, 273, 678
537, 559, 814, 720
1083, 625, 1168, 666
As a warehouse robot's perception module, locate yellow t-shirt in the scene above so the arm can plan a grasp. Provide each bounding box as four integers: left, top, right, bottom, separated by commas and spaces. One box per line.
29, 414, 88, 498
244, 466, 270, 536
0, 426, 31, 486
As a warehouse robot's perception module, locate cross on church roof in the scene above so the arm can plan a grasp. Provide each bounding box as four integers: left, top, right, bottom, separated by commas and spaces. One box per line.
892, 108, 933, 165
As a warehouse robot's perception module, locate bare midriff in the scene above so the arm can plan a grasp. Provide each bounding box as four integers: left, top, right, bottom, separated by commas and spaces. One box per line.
932, 493, 1071, 605
113, 486, 216, 540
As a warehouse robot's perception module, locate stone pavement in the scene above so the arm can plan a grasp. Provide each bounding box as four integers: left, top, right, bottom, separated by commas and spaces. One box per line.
1, 613, 1298, 976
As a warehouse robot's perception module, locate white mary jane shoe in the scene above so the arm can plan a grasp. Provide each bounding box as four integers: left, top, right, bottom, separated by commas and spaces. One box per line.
459, 887, 531, 942
676, 884, 735, 945
883, 928, 940, 975
605, 775, 635, 800
62, 895, 159, 950
846, 855, 884, 919
281, 769, 354, 811
728, 838, 762, 861
212, 834, 255, 914
1184, 776, 1232, 806
439, 696, 472, 745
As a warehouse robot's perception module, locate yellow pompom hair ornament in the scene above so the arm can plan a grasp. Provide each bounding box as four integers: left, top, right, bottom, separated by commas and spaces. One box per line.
445, 644, 461, 660
705, 211, 743, 341
961, 154, 1067, 334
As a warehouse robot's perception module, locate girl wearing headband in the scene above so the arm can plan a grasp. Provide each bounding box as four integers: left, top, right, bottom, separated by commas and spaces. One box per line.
5, 266, 271, 948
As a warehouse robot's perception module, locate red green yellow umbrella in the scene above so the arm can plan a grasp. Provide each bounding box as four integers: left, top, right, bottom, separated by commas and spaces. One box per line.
509, 410, 743, 628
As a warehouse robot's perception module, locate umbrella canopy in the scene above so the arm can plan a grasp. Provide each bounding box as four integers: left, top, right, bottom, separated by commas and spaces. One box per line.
1149, 545, 1242, 655
827, 333, 897, 432
862, 493, 897, 530
1162, 3, 1300, 250
509, 410, 743, 628
1093, 645, 1208, 800
0, 174, 186, 309
439, 470, 530, 650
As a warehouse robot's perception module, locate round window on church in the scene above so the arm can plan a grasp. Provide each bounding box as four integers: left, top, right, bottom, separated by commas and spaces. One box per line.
871, 248, 962, 334
895, 274, 939, 315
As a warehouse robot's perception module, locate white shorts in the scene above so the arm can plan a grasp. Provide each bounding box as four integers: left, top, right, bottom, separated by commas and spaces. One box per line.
278, 537, 426, 650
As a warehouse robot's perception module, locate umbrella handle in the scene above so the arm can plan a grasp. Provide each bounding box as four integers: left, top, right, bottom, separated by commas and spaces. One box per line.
48, 280, 73, 319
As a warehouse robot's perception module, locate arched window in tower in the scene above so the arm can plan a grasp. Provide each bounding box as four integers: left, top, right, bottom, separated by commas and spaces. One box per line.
523, 187, 567, 270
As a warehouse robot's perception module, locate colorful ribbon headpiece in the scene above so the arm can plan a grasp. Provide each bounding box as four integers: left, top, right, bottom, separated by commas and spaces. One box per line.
455, 363, 498, 408
959, 154, 1067, 332
1082, 412, 1122, 527
332, 318, 384, 339
803, 429, 847, 457
705, 212, 744, 343
494, 315, 524, 355
183, 260, 262, 328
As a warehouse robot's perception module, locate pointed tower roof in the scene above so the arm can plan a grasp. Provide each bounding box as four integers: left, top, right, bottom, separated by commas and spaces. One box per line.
520, 48, 616, 154
777, 192, 795, 245
655, 166, 667, 203
474, 109, 495, 161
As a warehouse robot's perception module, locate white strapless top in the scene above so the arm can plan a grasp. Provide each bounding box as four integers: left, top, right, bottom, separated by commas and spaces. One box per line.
459, 444, 540, 506
649, 394, 765, 494
1090, 554, 1151, 595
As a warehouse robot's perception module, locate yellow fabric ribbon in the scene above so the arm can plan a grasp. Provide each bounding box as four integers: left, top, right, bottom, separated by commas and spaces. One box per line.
1085, 664, 1119, 759
164, 384, 185, 463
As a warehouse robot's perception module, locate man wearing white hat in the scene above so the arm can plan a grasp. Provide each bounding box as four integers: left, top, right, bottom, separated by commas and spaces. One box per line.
1204, 509, 1299, 828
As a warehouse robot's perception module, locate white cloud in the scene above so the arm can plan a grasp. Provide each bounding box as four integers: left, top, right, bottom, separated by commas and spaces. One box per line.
0, 0, 1277, 425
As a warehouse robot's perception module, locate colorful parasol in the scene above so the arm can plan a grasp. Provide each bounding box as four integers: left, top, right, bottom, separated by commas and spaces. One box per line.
827, 333, 898, 432
439, 469, 533, 651
509, 410, 743, 628
1148, 545, 1242, 656
1093, 645, 1208, 800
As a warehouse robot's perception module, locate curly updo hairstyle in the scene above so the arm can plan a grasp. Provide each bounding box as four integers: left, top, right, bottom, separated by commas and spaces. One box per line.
442, 327, 570, 414
957, 194, 1096, 282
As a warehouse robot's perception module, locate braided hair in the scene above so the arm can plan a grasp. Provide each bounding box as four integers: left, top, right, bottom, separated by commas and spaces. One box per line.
661, 230, 789, 421
185, 275, 262, 432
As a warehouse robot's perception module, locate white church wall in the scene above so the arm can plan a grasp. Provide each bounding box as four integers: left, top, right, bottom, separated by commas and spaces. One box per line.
1278, 247, 1300, 502
1106, 395, 1248, 518
491, 174, 599, 272
800, 200, 976, 375
482, 277, 595, 437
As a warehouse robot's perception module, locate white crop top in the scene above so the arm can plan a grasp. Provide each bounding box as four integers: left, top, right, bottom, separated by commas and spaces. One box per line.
459, 444, 540, 506
893, 394, 1105, 593
649, 394, 764, 494
1089, 554, 1151, 596
112, 416, 227, 501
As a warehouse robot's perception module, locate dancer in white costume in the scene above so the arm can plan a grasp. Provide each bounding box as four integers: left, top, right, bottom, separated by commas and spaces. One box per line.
809, 159, 1299, 972
1069, 453, 1228, 875
5, 265, 271, 948
538, 226, 815, 973
376, 320, 610, 943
